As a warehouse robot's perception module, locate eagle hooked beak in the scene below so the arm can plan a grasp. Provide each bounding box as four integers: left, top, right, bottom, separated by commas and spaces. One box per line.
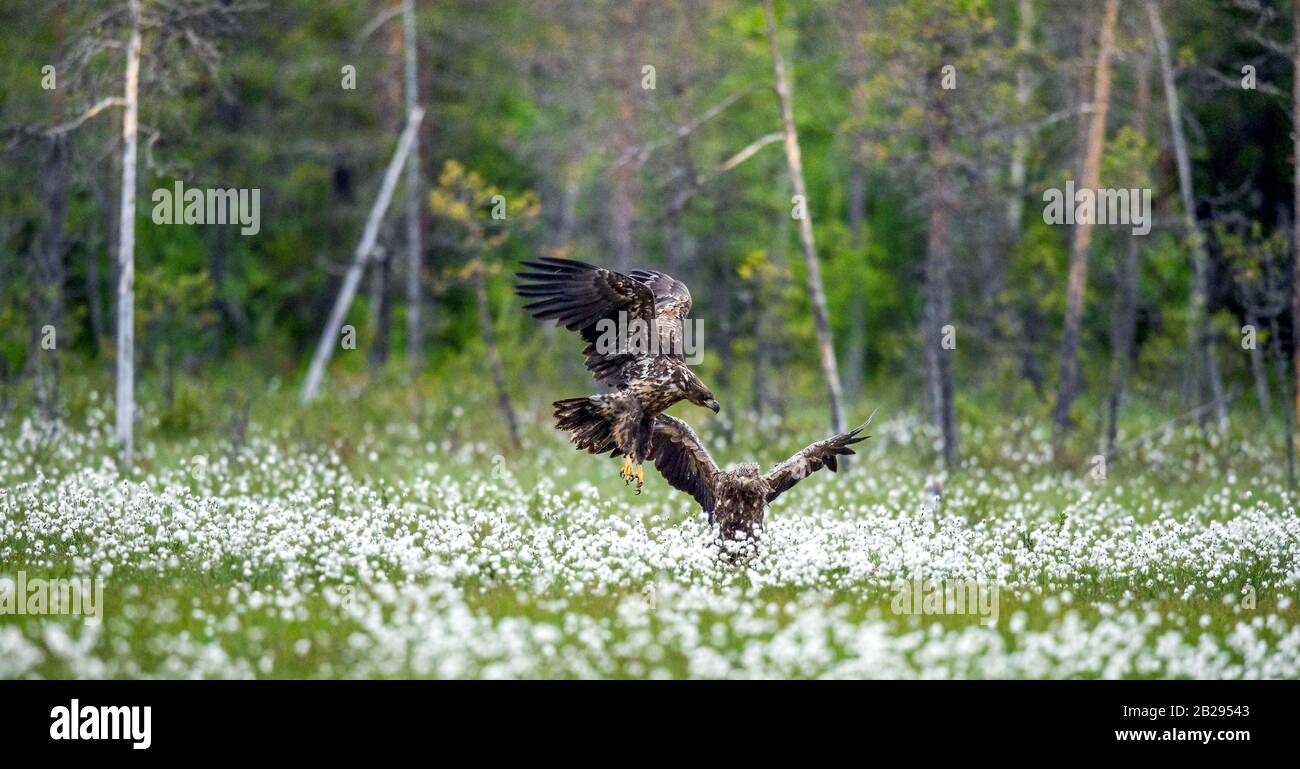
707, 399, 721, 413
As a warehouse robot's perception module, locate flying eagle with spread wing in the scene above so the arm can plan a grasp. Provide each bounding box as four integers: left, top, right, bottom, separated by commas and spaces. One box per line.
647, 411, 875, 541
515, 257, 720, 492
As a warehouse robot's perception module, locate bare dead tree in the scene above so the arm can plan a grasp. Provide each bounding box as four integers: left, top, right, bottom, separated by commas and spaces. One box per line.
763, 0, 847, 443
302, 108, 425, 403
403, 0, 423, 372
115, 0, 142, 464
1293, 0, 1300, 441
1146, 0, 1229, 432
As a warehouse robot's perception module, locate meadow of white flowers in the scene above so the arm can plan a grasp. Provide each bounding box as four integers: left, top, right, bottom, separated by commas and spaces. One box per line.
2, 398, 1298, 679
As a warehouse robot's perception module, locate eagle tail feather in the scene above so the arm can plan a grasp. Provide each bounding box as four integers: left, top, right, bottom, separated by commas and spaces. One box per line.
553, 397, 618, 456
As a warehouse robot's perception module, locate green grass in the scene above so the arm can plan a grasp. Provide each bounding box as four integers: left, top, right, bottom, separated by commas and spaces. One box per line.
1, 367, 1297, 678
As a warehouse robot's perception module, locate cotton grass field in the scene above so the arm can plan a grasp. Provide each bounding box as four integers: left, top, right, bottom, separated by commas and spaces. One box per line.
2, 377, 1299, 680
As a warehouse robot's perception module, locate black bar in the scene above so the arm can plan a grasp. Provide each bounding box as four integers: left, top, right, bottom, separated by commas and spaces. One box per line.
0, 680, 1292, 757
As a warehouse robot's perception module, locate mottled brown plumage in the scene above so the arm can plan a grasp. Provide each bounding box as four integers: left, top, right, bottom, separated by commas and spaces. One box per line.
516, 257, 719, 491
515, 257, 698, 387
647, 412, 874, 541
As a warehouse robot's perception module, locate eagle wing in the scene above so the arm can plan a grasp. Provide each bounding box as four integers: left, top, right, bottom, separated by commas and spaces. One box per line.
629, 269, 693, 361
628, 269, 692, 322
648, 415, 720, 513
763, 411, 876, 503
515, 257, 658, 386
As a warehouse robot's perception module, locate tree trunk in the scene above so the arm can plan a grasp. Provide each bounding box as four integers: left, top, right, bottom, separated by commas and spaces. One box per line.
1292, 0, 1300, 440
924, 97, 958, 469
841, 1, 871, 404
1105, 50, 1151, 454
763, 0, 847, 439
1146, 0, 1228, 432
1247, 312, 1272, 413
1004, 0, 1038, 391
302, 108, 424, 403
842, 153, 867, 403
752, 274, 768, 420
1053, 0, 1119, 435
116, 0, 142, 464
369, 248, 393, 368
663, 133, 693, 275
1007, 0, 1035, 235
754, 214, 791, 419
1274, 324, 1295, 489
1106, 234, 1141, 453
473, 263, 520, 445
403, 0, 423, 371
87, 145, 113, 352
31, 5, 67, 422
106, 136, 121, 378
86, 221, 105, 350
1072, 12, 1095, 174
34, 139, 66, 422
610, 0, 643, 273
163, 335, 176, 412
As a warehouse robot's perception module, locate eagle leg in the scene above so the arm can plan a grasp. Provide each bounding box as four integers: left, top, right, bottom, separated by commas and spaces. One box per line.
634, 464, 644, 494
619, 455, 635, 485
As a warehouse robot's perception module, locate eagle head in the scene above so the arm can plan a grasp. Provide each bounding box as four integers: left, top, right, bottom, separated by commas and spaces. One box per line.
683, 375, 720, 413
726, 463, 769, 498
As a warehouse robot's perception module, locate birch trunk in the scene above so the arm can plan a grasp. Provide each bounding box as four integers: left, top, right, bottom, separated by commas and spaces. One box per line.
1146, 0, 1228, 432
302, 107, 425, 403
1007, 0, 1034, 234
1053, 0, 1119, 435
763, 0, 847, 439
403, 0, 423, 370
1293, 0, 1300, 439
115, 0, 142, 464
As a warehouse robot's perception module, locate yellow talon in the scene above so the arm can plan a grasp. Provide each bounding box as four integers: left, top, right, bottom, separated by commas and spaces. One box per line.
635, 464, 644, 494
619, 456, 634, 484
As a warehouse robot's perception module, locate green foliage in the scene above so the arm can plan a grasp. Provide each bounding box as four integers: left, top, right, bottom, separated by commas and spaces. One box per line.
0, 0, 1292, 461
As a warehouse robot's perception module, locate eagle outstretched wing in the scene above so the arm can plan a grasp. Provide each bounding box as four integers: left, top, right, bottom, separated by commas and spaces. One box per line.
516, 258, 693, 386
763, 411, 876, 503
629, 268, 693, 361
648, 415, 720, 513
628, 269, 692, 322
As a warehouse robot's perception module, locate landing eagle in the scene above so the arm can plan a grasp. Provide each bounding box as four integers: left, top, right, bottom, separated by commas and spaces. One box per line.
648, 412, 874, 540
515, 257, 720, 491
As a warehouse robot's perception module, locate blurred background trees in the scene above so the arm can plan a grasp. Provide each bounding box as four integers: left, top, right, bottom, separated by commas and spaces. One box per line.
0, 0, 1297, 472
